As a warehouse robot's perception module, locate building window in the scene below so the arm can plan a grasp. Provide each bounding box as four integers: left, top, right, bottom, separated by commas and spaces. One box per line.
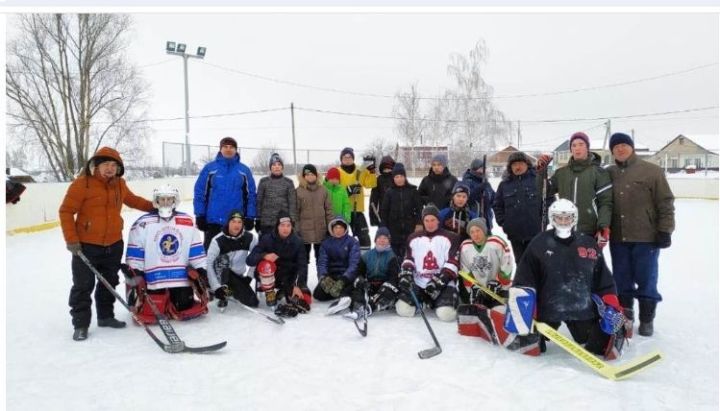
696, 158, 703, 168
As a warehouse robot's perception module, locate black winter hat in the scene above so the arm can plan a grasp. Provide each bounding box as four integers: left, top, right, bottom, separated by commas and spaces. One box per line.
302, 164, 318, 177
275, 210, 293, 227
219, 137, 237, 149
375, 227, 391, 241
379, 155, 396, 173
269, 153, 284, 168
340, 147, 355, 160
609, 133, 635, 151
392, 162, 406, 177
470, 158, 484, 171
452, 182, 470, 196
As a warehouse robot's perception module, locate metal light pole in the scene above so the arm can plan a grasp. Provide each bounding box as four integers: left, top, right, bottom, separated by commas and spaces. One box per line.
166, 41, 206, 175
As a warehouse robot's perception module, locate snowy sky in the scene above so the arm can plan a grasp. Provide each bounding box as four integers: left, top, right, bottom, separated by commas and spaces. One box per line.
3, 11, 719, 165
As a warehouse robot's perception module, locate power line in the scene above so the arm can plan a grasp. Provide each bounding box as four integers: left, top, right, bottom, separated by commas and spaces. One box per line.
201, 60, 718, 101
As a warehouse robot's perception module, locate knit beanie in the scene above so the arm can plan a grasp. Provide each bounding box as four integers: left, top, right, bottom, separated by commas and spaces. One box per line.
466, 217, 488, 236
340, 147, 355, 160
421, 204, 440, 220
570, 132, 590, 148
302, 164, 318, 177
470, 158, 484, 171
452, 182, 470, 196
609, 132, 635, 151
375, 227, 391, 241
392, 162, 406, 177
326, 167, 341, 181
431, 153, 448, 168
269, 153, 284, 168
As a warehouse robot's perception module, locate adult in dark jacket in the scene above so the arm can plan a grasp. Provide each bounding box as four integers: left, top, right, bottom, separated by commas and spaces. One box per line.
369, 155, 396, 226
512, 198, 626, 359
256, 153, 297, 237
246, 212, 307, 305
493, 152, 551, 262
462, 158, 495, 234
380, 163, 422, 259
417, 153, 458, 209
606, 132, 675, 337
545, 132, 612, 244
314, 216, 361, 305
194, 137, 257, 249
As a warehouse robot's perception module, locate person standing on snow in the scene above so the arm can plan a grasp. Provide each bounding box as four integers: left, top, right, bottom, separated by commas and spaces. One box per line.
606, 132, 675, 337
59, 146, 154, 341
336, 147, 377, 252
256, 152, 297, 237
379, 162, 422, 259
462, 158, 495, 235
194, 136, 257, 250
417, 153, 458, 209
369, 155, 396, 226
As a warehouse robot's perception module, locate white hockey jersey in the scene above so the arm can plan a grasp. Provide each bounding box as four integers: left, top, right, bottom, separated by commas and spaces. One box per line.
126, 212, 206, 290
403, 230, 460, 288
458, 236, 514, 288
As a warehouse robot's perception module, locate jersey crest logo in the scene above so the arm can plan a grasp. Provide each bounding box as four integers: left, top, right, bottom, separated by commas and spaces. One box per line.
160, 234, 179, 256
423, 251, 439, 271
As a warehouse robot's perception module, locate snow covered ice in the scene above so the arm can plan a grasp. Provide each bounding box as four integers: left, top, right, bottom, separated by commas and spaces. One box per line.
5, 198, 718, 410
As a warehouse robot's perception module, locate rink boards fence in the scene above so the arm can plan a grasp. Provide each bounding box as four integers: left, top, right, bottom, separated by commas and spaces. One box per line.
5, 175, 718, 235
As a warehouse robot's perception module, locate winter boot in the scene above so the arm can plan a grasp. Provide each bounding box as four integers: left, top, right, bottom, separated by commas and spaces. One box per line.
98, 317, 127, 328
265, 289, 277, 307
638, 299, 657, 337
618, 295, 635, 338
217, 298, 228, 313
73, 327, 89, 341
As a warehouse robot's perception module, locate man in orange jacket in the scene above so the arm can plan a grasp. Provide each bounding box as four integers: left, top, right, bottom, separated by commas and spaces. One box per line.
59, 147, 154, 341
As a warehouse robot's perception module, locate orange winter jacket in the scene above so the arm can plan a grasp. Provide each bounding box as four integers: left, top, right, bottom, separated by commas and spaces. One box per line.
59, 147, 153, 246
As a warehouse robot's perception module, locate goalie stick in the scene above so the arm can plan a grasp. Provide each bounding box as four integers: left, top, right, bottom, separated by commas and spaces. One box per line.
458, 270, 662, 380
78, 252, 226, 354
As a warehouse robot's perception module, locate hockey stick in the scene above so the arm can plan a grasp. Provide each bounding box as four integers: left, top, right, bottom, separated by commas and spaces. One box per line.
352, 281, 369, 337
407, 287, 442, 359
228, 299, 285, 324
458, 271, 662, 380
78, 252, 225, 353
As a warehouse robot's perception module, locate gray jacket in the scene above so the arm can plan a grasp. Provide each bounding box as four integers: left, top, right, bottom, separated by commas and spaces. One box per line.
607, 153, 675, 243
256, 175, 297, 229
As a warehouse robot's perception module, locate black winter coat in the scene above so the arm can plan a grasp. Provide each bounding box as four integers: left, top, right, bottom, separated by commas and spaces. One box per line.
512, 230, 616, 323
246, 230, 308, 287
493, 168, 548, 241
418, 167, 458, 209
462, 169, 495, 231
380, 182, 422, 245
370, 171, 395, 226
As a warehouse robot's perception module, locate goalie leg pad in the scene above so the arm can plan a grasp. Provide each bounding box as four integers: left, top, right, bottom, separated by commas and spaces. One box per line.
395, 299, 417, 318
504, 286, 536, 335
457, 304, 497, 344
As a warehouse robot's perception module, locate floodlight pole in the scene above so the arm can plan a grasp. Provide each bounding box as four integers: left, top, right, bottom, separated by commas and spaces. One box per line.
167, 42, 205, 175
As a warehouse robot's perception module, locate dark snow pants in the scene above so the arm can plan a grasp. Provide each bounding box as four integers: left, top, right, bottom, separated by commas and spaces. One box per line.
68, 241, 123, 329
610, 242, 662, 302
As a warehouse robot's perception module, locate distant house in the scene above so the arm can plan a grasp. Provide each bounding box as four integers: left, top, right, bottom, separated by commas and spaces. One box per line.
6, 167, 35, 184
648, 134, 719, 171
487, 146, 537, 177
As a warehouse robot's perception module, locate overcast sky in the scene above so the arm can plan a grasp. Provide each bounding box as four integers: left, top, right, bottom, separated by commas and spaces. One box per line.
10, 12, 720, 167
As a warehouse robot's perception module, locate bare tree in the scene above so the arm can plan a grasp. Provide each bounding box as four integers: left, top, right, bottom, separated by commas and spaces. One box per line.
251, 146, 280, 174
392, 82, 426, 146
363, 137, 397, 163
6, 14, 149, 182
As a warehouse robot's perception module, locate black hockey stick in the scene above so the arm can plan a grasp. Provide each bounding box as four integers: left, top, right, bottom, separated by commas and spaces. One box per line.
228, 299, 285, 324
352, 281, 369, 337
407, 287, 442, 359
78, 252, 226, 354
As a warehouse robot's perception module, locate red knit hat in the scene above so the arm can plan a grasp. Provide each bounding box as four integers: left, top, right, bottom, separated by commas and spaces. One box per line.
326, 167, 340, 181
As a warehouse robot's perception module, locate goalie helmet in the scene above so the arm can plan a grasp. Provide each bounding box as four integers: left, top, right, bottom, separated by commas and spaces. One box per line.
152, 184, 180, 219
548, 198, 577, 239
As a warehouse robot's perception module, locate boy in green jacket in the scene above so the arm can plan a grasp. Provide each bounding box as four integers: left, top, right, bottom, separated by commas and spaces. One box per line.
324, 167, 352, 222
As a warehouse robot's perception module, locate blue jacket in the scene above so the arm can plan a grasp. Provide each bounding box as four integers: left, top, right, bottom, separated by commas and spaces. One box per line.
493, 168, 546, 242
462, 169, 495, 231
193, 152, 257, 225
317, 233, 361, 282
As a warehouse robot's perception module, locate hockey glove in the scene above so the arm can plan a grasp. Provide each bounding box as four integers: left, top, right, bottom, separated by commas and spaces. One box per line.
243, 217, 256, 232
347, 184, 363, 196
289, 295, 311, 314
275, 302, 299, 318
195, 216, 208, 231
592, 294, 625, 335
365, 159, 377, 173
656, 231, 672, 249
354, 276, 368, 290
66, 242, 82, 256
398, 269, 414, 291
424, 273, 450, 300
214, 285, 231, 301
595, 227, 610, 250
372, 282, 400, 311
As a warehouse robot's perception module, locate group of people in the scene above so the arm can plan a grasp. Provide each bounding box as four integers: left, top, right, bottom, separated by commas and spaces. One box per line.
59, 131, 674, 363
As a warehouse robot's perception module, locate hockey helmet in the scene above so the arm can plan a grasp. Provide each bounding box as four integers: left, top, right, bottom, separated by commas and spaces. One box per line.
548, 198, 577, 239
153, 184, 180, 219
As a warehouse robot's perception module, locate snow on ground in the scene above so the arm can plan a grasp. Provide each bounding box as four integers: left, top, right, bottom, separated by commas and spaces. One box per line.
6, 199, 719, 411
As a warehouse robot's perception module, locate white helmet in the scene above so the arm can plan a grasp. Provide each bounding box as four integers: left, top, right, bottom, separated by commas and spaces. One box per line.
153, 184, 180, 219
548, 198, 577, 239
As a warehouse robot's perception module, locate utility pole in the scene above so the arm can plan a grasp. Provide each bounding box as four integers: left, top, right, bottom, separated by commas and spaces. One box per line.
291, 102, 298, 176
602, 119, 612, 150
166, 41, 206, 175
517, 120, 522, 149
